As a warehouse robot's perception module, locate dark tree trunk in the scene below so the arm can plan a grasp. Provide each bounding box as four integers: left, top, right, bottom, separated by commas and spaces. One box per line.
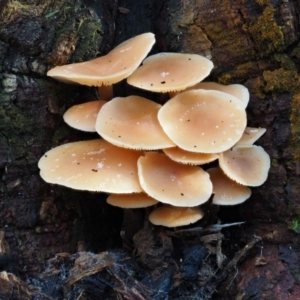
1, 0, 300, 299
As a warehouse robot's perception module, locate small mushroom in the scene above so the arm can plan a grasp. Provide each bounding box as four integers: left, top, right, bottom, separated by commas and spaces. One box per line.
218, 145, 270, 186
64, 100, 107, 132
137, 152, 212, 207
127, 52, 213, 93
163, 147, 219, 165
235, 127, 266, 146
95, 95, 175, 150
149, 205, 204, 227
47, 32, 155, 99
38, 139, 143, 193
207, 167, 251, 205
158, 89, 247, 153
107, 192, 158, 208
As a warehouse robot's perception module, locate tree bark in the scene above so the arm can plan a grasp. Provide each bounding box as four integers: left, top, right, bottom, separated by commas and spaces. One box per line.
1, 0, 300, 299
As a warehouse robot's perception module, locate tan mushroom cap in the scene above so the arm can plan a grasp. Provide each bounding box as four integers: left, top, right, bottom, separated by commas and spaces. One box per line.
47, 32, 155, 86
207, 167, 251, 205
149, 205, 204, 227
219, 145, 270, 187
163, 147, 218, 165
137, 152, 212, 207
158, 89, 247, 153
235, 127, 266, 146
127, 52, 213, 92
63, 100, 107, 132
107, 192, 158, 208
95, 96, 175, 150
38, 139, 143, 193
173, 82, 249, 108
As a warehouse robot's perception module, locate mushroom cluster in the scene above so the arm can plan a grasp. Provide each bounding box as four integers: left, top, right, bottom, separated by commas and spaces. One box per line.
39, 33, 270, 228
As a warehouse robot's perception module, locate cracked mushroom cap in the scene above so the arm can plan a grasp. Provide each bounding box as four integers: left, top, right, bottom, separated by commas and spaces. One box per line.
107, 192, 158, 208
219, 145, 270, 187
127, 52, 213, 92
63, 100, 107, 132
47, 32, 155, 86
163, 147, 219, 165
95, 96, 175, 150
158, 89, 247, 153
207, 167, 251, 205
38, 139, 143, 193
137, 152, 212, 207
149, 205, 204, 227
235, 127, 266, 146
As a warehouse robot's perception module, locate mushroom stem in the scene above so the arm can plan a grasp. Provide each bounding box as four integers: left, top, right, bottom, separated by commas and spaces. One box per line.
98, 85, 113, 100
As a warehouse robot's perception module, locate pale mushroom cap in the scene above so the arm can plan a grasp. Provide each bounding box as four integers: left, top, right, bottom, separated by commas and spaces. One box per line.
47, 32, 155, 86
107, 192, 158, 208
95, 96, 175, 150
63, 100, 107, 132
163, 147, 219, 165
137, 152, 212, 207
149, 205, 204, 227
235, 127, 266, 146
38, 139, 143, 193
207, 167, 251, 205
127, 52, 214, 92
219, 145, 270, 187
158, 89, 247, 153
181, 82, 250, 109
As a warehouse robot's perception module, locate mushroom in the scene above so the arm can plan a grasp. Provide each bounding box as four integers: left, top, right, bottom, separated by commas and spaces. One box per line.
163, 147, 218, 165
38, 139, 143, 193
149, 205, 204, 227
235, 127, 266, 146
63, 100, 107, 132
127, 52, 213, 93
158, 89, 247, 153
137, 152, 212, 207
107, 192, 158, 208
95, 95, 175, 150
47, 32, 155, 99
207, 167, 251, 205
218, 145, 270, 187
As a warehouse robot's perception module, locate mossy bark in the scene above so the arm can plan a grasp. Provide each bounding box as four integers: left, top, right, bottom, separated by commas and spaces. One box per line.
1, 0, 300, 299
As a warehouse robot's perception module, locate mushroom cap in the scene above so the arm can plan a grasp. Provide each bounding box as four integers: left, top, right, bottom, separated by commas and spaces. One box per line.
149, 205, 204, 227
47, 32, 155, 86
107, 192, 158, 208
38, 139, 143, 193
137, 152, 212, 207
219, 145, 270, 187
95, 96, 175, 150
127, 52, 213, 92
163, 147, 219, 165
207, 167, 251, 205
176, 82, 249, 108
158, 89, 247, 153
235, 127, 266, 146
63, 100, 107, 132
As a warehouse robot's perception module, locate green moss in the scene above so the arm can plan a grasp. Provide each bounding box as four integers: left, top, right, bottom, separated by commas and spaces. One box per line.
289, 94, 300, 162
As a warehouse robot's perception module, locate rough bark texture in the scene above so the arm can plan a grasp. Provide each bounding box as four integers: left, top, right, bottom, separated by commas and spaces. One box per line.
1, 0, 300, 299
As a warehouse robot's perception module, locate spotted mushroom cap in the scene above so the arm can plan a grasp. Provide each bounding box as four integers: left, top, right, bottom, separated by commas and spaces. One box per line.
163, 147, 219, 165
95, 96, 175, 150
47, 32, 155, 86
218, 145, 270, 187
137, 152, 212, 207
107, 192, 158, 208
38, 139, 143, 193
63, 100, 107, 132
127, 52, 213, 92
158, 89, 247, 153
235, 127, 266, 146
207, 167, 251, 205
149, 205, 204, 227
